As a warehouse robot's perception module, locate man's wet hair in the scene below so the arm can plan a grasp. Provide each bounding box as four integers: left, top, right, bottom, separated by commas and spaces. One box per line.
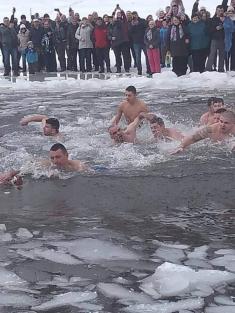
215, 108, 227, 114
207, 97, 216, 106
50, 143, 68, 154
46, 118, 60, 132
126, 86, 137, 94
214, 97, 224, 105
150, 116, 165, 126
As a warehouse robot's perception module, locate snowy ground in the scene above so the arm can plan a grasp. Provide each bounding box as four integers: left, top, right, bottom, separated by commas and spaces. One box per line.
0, 0, 216, 21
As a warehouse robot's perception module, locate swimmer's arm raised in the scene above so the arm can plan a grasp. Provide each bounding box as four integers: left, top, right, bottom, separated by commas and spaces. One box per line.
171, 127, 210, 154
20, 115, 48, 126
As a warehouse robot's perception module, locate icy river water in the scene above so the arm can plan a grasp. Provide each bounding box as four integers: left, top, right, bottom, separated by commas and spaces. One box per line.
0, 72, 234, 313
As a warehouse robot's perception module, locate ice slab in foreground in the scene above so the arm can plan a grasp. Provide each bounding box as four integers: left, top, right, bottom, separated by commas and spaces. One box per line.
140, 262, 235, 298
0, 292, 38, 307
210, 254, 235, 272
153, 246, 185, 263
51, 238, 140, 262
124, 298, 204, 313
0, 267, 26, 286
205, 306, 235, 313
32, 291, 97, 311
16, 227, 33, 239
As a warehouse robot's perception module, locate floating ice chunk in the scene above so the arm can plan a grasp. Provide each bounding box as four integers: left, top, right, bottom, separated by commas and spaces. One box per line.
184, 258, 213, 269
73, 302, 103, 311
215, 249, 235, 255
97, 283, 153, 304
153, 247, 185, 263
210, 255, 235, 272
190, 283, 214, 297
152, 240, 190, 250
140, 262, 235, 299
187, 245, 208, 259
16, 228, 33, 239
112, 277, 130, 285
214, 296, 235, 306
0, 267, 26, 286
0, 224, 6, 232
0, 293, 38, 307
32, 291, 97, 311
34, 248, 82, 265
52, 238, 139, 262
124, 298, 204, 313
205, 306, 235, 313
0, 232, 12, 242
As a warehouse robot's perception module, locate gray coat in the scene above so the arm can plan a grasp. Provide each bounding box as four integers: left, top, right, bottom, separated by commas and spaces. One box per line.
75, 23, 93, 49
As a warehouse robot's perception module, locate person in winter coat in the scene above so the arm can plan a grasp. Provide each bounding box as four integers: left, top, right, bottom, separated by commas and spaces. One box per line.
129, 11, 151, 75
67, 19, 79, 71
223, 6, 235, 70
25, 41, 38, 74
109, 5, 131, 73
75, 17, 93, 73
41, 21, 57, 72
160, 19, 169, 67
205, 5, 225, 72
17, 24, 30, 72
93, 17, 111, 73
187, 14, 210, 73
167, 15, 189, 76
0, 17, 19, 76
54, 17, 67, 71
29, 19, 44, 71
144, 20, 161, 75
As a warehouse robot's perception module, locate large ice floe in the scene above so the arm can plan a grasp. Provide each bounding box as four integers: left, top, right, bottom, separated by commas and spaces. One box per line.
140, 262, 235, 299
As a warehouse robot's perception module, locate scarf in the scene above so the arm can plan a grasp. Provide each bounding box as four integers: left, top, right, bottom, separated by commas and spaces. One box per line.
146, 29, 152, 41
170, 24, 184, 41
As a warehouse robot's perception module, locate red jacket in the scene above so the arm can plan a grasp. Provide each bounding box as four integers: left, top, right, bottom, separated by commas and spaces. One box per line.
93, 26, 109, 48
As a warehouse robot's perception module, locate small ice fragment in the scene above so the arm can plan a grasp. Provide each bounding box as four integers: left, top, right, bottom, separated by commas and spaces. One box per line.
112, 277, 130, 285
0, 267, 26, 286
187, 245, 208, 259
73, 302, 103, 311
16, 228, 33, 239
152, 240, 189, 250
0, 233, 12, 242
205, 306, 235, 313
215, 249, 235, 255
32, 291, 97, 311
214, 296, 235, 306
98, 283, 153, 304
153, 247, 185, 263
33, 248, 83, 265
0, 224, 6, 232
124, 298, 204, 313
184, 258, 212, 269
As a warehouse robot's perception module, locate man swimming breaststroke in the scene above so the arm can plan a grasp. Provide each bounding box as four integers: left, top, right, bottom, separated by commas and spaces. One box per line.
42, 143, 88, 171
0, 170, 23, 186
111, 86, 148, 127
20, 115, 61, 137
172, 110, 235, 154
140, 113, 185, 141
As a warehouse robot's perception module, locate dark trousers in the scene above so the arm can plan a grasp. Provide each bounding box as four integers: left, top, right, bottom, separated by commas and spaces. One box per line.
133, 43, 151, 75
96, 47, 111, 71
172, 56, 188, 76
55, 42, 66, 71
92, 48, 99, 70
191, 48, 208, 73
79, 48, 92, 72
35, 47, 44, 71
28, 62, 38, 74
2, 47, 18, 73
130, 43, 137, 66
44, 50, 57, 72
113, 42, 131, 72
67, 47, 78, 71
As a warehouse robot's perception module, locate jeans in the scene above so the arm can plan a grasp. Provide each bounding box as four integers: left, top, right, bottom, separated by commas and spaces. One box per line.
133, 43, 151, 75
2, 47, 18, 73
79, 48, 92, 72
206, 39, 225, 72
19, 48, 27, 71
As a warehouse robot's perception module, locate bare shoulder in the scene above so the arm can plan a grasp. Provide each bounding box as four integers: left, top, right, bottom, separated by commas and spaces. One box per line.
138, 99, 148, 111
192, 125, 213, 141
70, 160, 88, 172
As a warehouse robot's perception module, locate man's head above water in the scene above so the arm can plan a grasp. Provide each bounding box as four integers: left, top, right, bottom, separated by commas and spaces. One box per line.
49, 143, 68, 167
125, 86, 137, 104
43, 118, 60, 136
218, 110, 235, 133
149, 116, 165, 136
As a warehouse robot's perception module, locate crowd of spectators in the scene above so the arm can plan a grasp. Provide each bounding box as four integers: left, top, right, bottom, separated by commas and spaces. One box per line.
0, 0, 235, 77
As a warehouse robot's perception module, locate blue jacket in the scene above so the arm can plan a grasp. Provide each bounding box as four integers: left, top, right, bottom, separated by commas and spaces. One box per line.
26, 48, 38, 64
160, 27, 168, 47
223, 17, 235, 52
187, 20, 210, 50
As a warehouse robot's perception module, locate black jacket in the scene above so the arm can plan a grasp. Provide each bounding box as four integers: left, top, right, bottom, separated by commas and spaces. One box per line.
129, 18, 147, 44
167, 24, 189, 57
29, 27, 44, 48
144, 27, 160, 48
0, 25, 18, 48
207, 16, 225, 41
67, 23, 79, 48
